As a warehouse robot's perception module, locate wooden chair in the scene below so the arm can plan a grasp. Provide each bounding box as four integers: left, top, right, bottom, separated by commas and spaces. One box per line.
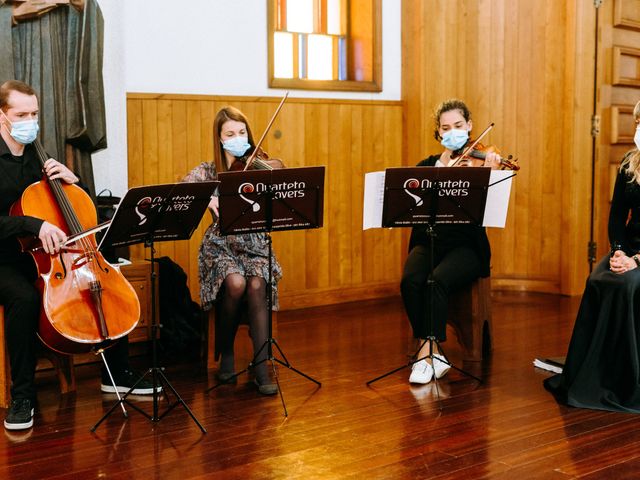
0, 306, 76, 408
448, 276, 493, 362
206, 305, 278, 370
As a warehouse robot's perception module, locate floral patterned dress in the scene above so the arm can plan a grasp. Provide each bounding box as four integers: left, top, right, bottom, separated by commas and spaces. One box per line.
182, 162, 282, 311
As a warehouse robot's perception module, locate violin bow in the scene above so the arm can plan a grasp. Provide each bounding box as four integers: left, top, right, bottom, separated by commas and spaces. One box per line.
243, 92, 289, 171
448, 122, 495, 167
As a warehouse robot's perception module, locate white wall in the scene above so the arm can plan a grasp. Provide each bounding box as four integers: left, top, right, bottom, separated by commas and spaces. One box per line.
91, 0, 128, 197
92, 0, 401, 196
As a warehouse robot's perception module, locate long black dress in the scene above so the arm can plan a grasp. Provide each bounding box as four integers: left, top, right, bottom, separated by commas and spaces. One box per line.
545, 157, 640, 412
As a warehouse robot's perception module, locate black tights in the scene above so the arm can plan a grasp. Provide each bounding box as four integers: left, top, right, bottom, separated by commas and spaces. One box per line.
217, 274, 271, 383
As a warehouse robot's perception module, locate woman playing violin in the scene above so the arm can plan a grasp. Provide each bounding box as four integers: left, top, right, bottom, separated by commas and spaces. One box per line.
401, 98, 501, 385
182, 106, 283, 395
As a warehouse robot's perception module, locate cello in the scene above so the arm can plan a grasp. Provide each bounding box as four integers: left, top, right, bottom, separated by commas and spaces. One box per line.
10, 140, 140, 355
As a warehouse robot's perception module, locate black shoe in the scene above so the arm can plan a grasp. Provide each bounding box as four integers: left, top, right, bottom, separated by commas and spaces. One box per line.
215, 371, 238, 384
4, 399, 34, 431
254, 379, 278, 396
101, 369, 162, 395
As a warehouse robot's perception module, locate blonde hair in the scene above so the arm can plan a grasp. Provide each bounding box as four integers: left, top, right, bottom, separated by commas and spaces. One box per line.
621, 100, 640, 183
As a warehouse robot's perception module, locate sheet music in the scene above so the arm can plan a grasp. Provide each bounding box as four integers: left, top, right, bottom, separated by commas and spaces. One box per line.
363, 171, 386, 230
483, 171, 514, 227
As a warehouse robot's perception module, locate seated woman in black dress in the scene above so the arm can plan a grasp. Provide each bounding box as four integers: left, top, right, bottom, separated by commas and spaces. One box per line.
401, 99, 501, 385
545, 100, 640, 412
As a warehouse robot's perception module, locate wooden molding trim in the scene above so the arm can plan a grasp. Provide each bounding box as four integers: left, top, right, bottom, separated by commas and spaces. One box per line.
614, 0, 640, 31
610, 105, 636, 144
612, 45, 640, 87
279, 282, 401, 311
125, 92, 401, 107
490, 277, 561, 295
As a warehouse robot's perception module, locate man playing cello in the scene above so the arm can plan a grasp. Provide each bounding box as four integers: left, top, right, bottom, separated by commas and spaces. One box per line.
0, 80, 155, 431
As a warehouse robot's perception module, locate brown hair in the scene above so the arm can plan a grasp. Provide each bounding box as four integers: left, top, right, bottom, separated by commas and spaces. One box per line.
433, 98, 471, 140
212, 106, 256, 173
0, 80, 37, 112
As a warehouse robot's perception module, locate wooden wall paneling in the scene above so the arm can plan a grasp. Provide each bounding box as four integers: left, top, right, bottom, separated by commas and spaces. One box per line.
559, 1, 595, 295
612, 45, 640, 87
361, 104, 380, 284
303, 103, 330, 291
539, 2, 565, 284
126, 99, 144, 265
127, 99, 144, 188
350, 104, 364, 286
517, 0, 536, 282
273, 103, 307, 298
614, 0, 640, 31
126, 95, 404, 309
156, 99, 176, 263
610, 105, 636, 143
382, 106, 403, 282
369, 102, 387, 283
335, 104, 352, 286
490, 0, 516, 279
401, 1, 595, 295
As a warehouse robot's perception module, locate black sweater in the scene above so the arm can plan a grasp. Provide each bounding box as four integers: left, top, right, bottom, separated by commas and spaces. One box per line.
608, 155, 640, 254
0, 136, 45, 262
407, 155, 491, 277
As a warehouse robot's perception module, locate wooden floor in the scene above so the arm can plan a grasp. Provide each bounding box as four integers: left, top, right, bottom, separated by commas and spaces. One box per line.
2, 292, 640, 479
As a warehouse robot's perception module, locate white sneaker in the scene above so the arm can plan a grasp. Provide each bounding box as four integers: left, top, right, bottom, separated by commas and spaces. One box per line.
409, 359, 434, 384
433, 353, 451, 379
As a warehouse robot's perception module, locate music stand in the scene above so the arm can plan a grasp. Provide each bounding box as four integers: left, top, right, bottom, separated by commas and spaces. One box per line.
206, 166, 324, 417
91, 181, 218, 433
365, 166, 515, 405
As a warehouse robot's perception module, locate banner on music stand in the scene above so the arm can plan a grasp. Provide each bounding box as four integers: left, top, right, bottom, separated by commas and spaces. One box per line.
363, 167, 514, 230
98, 181, 219, 249
217, 166, 325, 235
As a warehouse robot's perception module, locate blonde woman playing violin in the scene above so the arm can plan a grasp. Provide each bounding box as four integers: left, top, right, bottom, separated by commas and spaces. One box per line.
401, 99, 501, 385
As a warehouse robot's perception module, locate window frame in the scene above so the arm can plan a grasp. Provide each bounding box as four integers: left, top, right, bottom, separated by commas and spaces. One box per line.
267, 0, 383, 92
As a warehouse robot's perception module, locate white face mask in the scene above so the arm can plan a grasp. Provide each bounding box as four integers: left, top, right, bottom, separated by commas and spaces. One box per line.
635, 126, 640, 151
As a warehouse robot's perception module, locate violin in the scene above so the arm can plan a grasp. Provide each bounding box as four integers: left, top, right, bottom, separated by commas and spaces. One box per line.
450, 142, 520, 171
10, 139, 140, 354
229, 146, 285, 171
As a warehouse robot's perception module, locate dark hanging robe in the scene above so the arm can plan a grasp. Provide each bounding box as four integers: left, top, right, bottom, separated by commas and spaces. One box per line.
0, 0, 106, 197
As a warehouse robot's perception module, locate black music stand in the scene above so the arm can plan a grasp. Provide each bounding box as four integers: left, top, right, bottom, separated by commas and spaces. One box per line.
91, 181, 218, 433
206, 166, 324, 417
366, 166, 515, 405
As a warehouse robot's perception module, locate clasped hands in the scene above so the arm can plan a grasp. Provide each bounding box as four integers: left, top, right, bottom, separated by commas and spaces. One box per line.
610, 250, 637, 275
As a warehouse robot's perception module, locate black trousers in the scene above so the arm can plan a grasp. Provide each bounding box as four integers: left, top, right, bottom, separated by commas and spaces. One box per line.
0, 254, 130, 402
400, 244, 483, 341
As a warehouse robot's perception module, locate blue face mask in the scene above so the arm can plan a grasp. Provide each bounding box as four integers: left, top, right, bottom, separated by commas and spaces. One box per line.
1, 109, 39, 145
222, 136, 251, 157
9, 119, 39, 144
440, 129, 469, 151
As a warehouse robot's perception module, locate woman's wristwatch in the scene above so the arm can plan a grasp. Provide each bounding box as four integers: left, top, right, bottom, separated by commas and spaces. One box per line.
633, 254, 640, 268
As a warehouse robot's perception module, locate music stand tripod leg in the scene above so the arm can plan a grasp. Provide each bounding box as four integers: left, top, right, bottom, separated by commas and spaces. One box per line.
93, 241, 207, 434
366, 338, 431, 385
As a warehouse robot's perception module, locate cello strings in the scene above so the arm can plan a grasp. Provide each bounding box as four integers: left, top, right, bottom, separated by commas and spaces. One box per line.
34, 140, 95, 255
